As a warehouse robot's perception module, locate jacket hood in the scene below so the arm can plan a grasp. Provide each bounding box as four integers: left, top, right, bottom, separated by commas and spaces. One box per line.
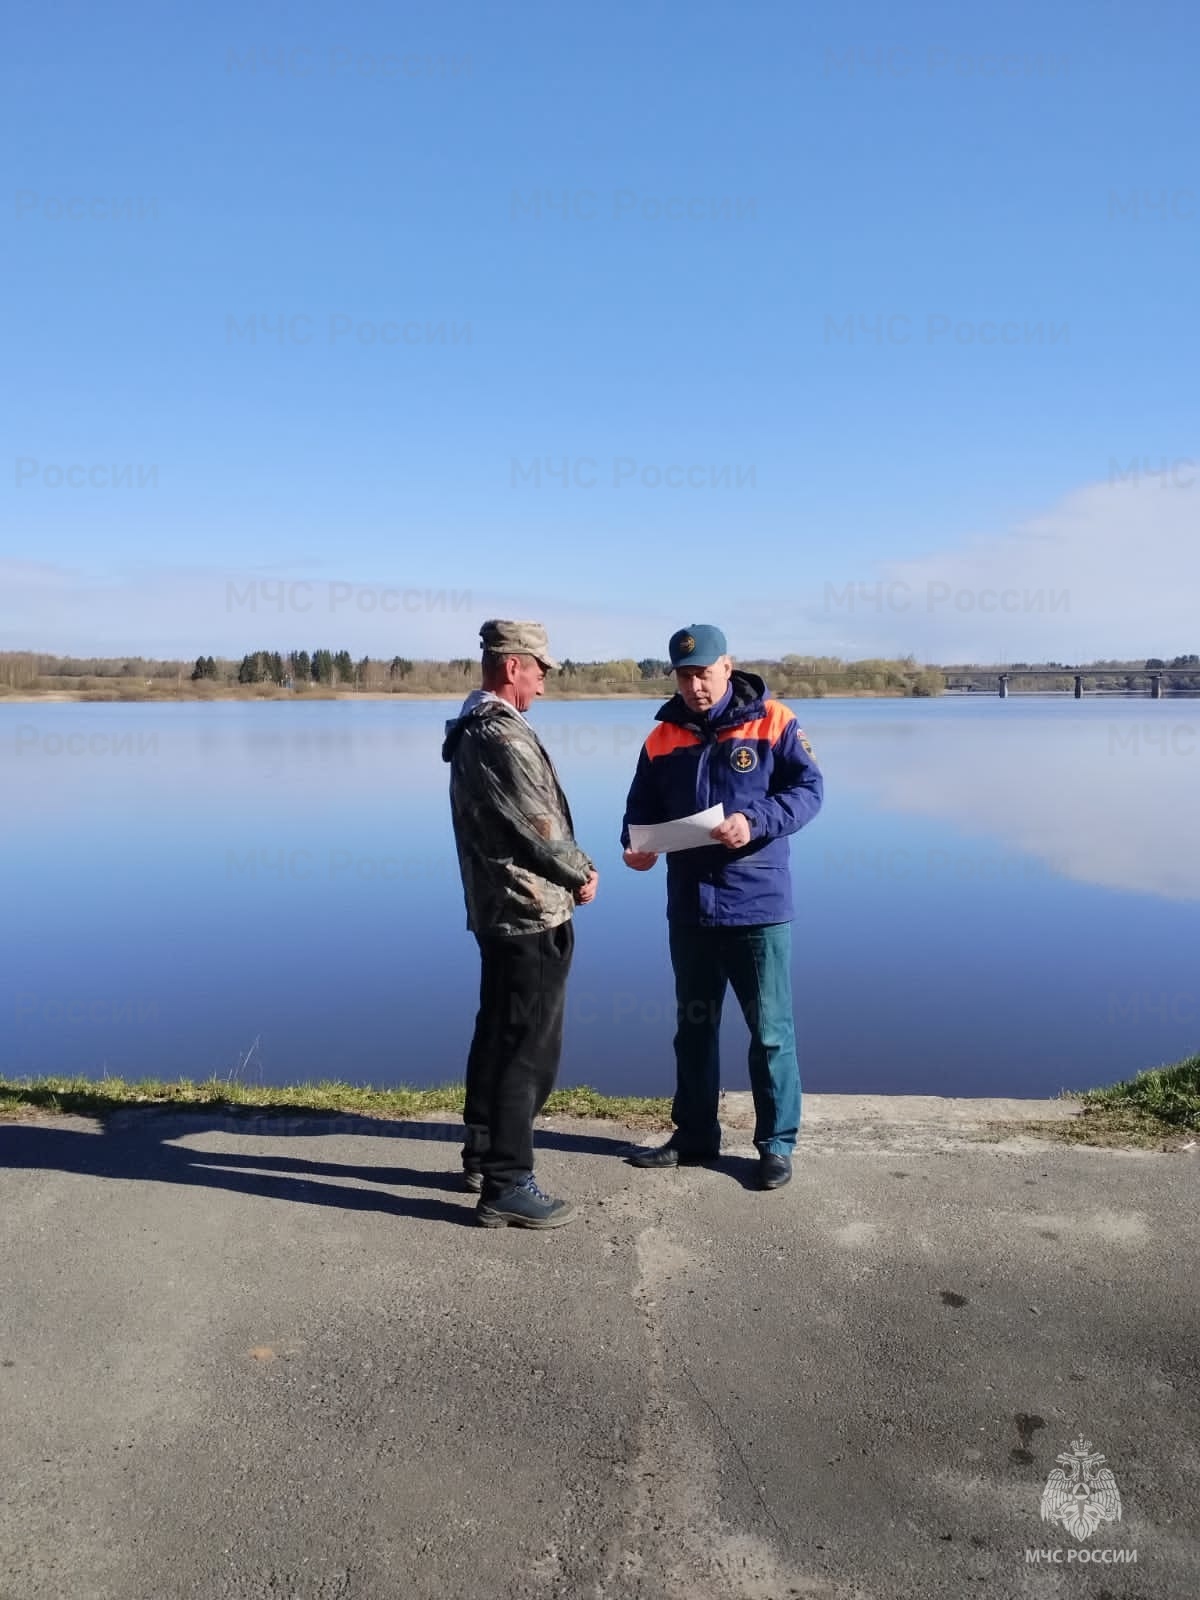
441, 693, 524, 762
656, 669, 768, 733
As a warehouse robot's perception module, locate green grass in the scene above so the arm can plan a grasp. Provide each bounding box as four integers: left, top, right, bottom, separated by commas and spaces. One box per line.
0, 1074, 674, 1128
1078, 1053, 1200, 1132
987, 1054, 1200, 1148
3, 1059, 1196, 1148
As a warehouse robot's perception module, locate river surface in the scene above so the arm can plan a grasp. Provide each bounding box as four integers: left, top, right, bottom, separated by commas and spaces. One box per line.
2, 696, 1196, 1098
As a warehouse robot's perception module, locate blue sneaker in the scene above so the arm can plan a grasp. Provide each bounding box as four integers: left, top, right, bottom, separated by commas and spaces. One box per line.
476, 1175, 576, 1229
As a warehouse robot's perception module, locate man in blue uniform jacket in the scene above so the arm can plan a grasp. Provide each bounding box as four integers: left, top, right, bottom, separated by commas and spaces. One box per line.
621, 625, 823, 1189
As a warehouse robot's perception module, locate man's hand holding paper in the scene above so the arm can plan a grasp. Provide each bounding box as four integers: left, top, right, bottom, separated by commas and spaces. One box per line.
627, 803, 726, 855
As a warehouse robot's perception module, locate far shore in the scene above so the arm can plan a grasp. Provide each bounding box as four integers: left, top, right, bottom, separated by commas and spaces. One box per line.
0, 687, 915, 704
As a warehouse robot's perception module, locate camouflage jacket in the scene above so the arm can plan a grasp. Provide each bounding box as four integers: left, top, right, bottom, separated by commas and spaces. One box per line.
442, 693, 594, 937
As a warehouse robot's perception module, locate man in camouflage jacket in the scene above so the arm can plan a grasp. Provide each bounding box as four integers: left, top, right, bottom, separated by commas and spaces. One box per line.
442, 620, 597, 1228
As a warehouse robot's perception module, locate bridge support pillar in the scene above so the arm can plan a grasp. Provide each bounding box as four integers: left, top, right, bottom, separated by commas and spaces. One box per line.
1074, 674, 1083, 699
1152, 674, 1163, 699
998, 674, 1009, 698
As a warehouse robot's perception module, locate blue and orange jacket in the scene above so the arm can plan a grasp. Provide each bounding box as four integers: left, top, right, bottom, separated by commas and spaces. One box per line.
620, 671, 823, 926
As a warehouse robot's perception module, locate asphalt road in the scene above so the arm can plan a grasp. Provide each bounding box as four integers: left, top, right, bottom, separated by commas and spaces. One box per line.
0, 1097, 1195, 1600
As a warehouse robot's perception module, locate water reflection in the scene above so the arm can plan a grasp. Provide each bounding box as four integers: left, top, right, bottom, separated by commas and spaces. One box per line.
819, 699, 1199, 902
2, 698, 1195, 1099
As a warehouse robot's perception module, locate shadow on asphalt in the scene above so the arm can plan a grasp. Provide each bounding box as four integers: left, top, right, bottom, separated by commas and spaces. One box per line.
720, 1154, 766, 1190
0, 1115, 641, 1229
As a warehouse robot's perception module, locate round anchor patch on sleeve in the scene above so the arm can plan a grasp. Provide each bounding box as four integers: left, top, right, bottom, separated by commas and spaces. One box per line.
730, 744, 758, 772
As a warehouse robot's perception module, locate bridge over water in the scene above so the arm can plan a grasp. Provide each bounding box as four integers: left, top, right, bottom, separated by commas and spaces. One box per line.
945, 668, 1195, 698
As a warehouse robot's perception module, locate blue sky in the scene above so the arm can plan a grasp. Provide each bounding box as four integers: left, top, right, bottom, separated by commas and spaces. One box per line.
4, 0, 1198, 664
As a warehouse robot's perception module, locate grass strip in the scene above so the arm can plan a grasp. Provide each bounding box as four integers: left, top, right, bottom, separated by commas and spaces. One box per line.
987, 1054, 1199, 1148
3, 1057, 1196, 1148
0, 1075, 673, 1128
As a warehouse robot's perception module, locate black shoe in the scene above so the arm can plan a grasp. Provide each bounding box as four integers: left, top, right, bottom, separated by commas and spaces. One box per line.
476, 1175, 577, 1229
462, 1169, 483, 1194
759, 1153, 792, 1190
628, 1140, 720, 1169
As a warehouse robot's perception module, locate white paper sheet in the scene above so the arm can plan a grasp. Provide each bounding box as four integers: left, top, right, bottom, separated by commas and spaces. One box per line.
628, 804, 725, 854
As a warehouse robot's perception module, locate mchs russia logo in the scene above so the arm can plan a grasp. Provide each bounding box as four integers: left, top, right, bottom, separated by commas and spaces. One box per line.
1026, 1436, 1134, 1566
1040, 1437, 1122, 1539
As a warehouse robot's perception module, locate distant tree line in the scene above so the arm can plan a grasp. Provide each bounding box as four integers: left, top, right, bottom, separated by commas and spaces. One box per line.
3, 649, 1197, 698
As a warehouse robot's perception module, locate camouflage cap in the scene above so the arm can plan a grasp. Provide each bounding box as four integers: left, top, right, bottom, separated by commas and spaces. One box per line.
479, 619, 561, 670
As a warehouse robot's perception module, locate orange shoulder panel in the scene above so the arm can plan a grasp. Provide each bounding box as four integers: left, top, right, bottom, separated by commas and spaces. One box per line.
717, 699, 795, 744
646, 722, 703, 760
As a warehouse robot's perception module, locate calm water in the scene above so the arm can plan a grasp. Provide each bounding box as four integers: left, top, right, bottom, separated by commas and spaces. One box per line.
2, 697, 1196, 1099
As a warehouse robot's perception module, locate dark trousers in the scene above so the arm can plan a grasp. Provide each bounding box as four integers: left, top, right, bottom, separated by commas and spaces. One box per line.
462, 920, 575, 1193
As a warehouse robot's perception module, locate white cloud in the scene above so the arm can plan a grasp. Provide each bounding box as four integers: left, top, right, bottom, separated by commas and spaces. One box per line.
0, 561, 458, 659
0, 560, 678, 662
2, 474, 1195, 663
794, 476, 1199, 662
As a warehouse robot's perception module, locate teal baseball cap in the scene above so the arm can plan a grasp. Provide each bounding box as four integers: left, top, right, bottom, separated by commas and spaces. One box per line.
668, 623, 728, 669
